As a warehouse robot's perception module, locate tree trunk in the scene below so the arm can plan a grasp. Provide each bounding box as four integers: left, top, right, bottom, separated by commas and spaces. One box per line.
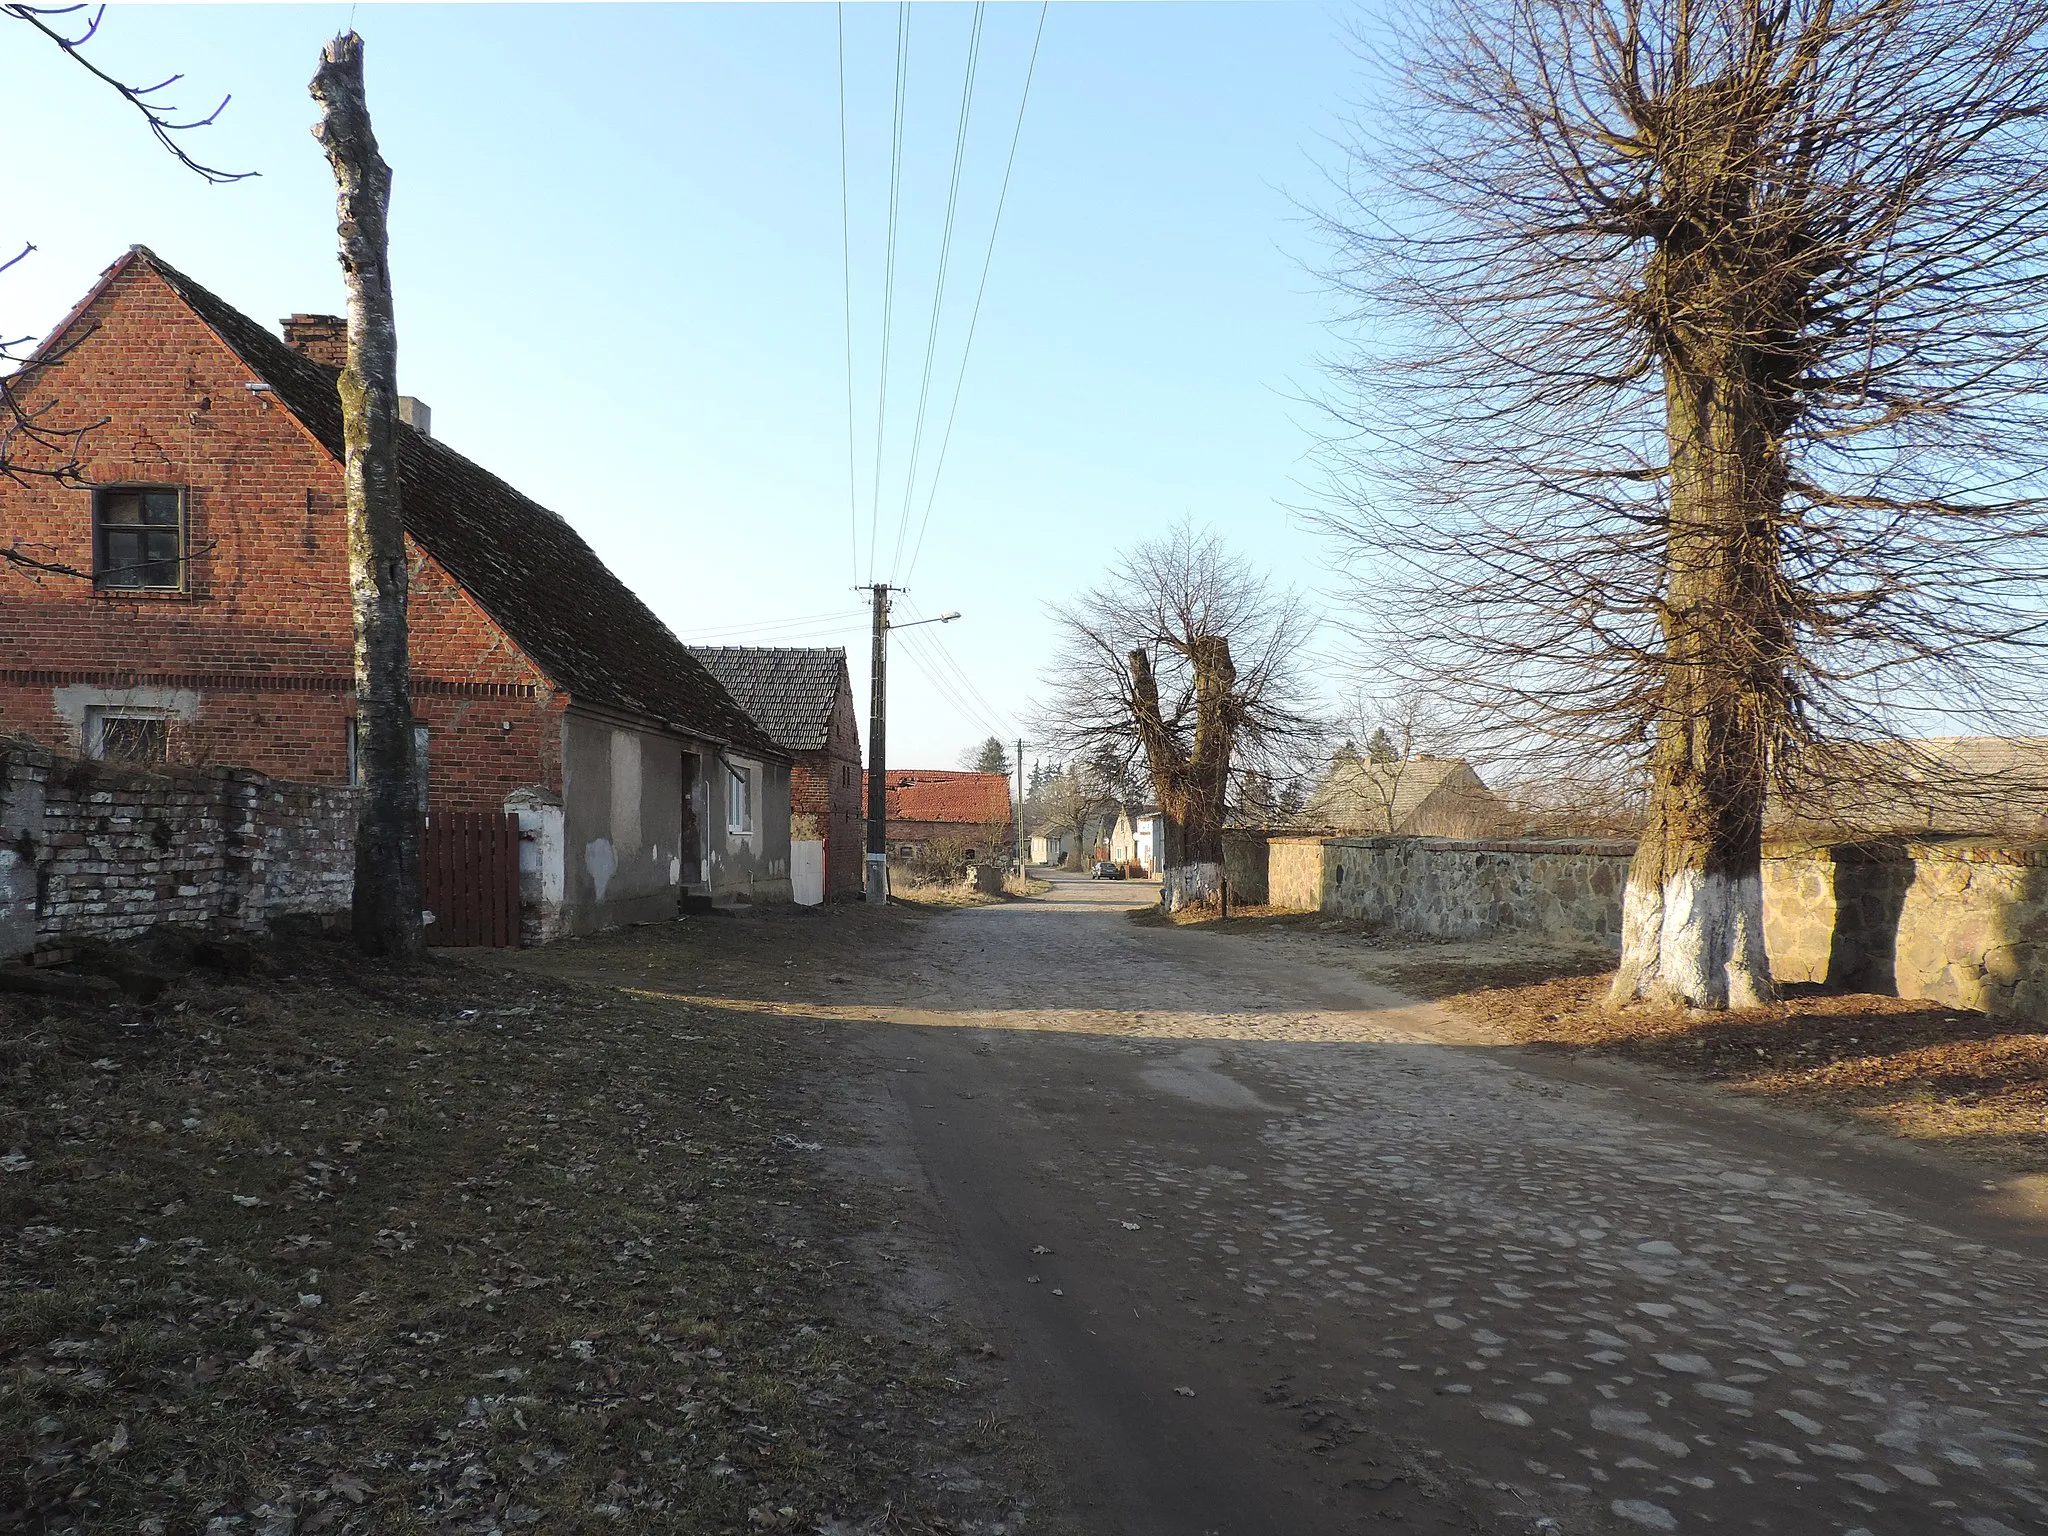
1610, 337, 1783, 1010
312, 33, 421, 960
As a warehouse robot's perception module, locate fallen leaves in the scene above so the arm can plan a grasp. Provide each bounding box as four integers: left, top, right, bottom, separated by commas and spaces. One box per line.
0, 915, 1032, 1534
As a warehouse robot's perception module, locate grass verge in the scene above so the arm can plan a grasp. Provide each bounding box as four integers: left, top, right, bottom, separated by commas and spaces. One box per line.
1, 929, 1031, 1534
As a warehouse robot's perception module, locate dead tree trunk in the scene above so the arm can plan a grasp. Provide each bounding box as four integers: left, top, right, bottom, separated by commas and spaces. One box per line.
312, 32, 421, 960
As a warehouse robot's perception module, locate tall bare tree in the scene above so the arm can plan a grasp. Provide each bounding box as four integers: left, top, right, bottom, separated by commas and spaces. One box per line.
2, 3, 247, 540
1316, 0, 2048, 1007
312, 32, 421, 960
1039, 525, 1315, 888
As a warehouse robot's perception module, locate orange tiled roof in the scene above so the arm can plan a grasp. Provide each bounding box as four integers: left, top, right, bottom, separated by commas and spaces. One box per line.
865, 769, 1013, 825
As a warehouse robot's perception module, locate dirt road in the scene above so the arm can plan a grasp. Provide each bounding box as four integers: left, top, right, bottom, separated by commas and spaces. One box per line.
808, 872, 2048, 1535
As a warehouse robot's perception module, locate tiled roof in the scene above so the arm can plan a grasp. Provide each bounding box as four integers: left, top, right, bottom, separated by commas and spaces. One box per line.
112, 248, 778, 757
1305, 756, 1502, 835
687, 647, 850, 755
867, 769, 1013, 826
1776, 737, 2048, 833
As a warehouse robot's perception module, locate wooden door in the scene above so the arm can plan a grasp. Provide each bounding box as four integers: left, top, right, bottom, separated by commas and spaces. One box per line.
421, 811, 522, 947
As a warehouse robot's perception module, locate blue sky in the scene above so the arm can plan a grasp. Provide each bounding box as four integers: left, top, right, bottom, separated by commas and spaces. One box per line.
4, 2, 1376, 769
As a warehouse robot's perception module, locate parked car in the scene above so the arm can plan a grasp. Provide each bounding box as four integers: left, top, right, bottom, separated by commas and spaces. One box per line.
1090, 860, 1124, 880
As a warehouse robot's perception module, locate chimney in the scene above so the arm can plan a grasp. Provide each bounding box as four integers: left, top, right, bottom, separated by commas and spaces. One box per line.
398, 396, 432, 437
280, 313, 348, 370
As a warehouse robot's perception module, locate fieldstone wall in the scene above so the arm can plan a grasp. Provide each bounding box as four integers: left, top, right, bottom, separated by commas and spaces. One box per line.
1763, 840, 2048, 1022
1303, 836, 1636, 941
1257, 830, 2048, 1023
0, 736, 353, 958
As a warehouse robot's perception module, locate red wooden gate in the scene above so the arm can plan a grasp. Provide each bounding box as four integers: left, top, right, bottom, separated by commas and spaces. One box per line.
422, 812, 523, 947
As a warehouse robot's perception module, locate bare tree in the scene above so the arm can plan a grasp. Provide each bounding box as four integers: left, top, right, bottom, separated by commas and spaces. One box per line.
1336, 690, 1440, 834
1030, 761, 1107, 867
312, 32, 421, 960
1, 3, 248, 543
1039, 525, 1316, 891
1316, 0, 2048, 1007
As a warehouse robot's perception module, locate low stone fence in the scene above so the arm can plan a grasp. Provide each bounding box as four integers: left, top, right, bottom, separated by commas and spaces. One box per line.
1254, 832, 2048, 1024
1764, 840, 2048, 1022
0, 736, 353, 960
1271, 835, 1635, 941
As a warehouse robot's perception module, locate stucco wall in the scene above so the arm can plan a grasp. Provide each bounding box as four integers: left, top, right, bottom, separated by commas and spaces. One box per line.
1259, 832, 2048, 1023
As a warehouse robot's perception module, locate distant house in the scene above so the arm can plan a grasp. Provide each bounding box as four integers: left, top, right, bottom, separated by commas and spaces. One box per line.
1773, 737, 2048, 836
0, 246, 793, 939
690, 648, 863, 900
1108, 805, 1165, 875
1303, 755, 1510, 838
868, 770, 1015, 868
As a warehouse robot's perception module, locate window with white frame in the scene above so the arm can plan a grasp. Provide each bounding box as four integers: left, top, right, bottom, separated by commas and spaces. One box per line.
726, 763, 754, 834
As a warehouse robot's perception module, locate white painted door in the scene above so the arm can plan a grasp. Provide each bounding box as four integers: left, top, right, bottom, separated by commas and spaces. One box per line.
791, 839, 825, 906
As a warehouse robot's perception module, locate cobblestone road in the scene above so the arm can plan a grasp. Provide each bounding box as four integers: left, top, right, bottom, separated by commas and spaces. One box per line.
857, 875, 2048, 1535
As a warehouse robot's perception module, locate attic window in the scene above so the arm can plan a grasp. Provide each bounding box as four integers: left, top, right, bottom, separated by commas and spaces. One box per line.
93, 486, 184, 590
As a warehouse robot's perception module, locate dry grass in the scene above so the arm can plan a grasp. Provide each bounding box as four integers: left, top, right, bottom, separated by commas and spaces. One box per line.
0, 923, 1032, 1534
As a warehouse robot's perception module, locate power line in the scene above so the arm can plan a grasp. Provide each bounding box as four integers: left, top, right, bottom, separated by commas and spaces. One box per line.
888, 1, 986, 581
866, 1, 912, 584
895, 624, 1006, 742
837, 2, 860, 587
921, 619, 1015, 736
906, 0, 1049, 581
896, 598, 1014, 740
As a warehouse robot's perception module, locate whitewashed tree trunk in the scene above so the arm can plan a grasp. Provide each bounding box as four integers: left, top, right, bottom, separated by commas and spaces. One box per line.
312, 33, 421, 960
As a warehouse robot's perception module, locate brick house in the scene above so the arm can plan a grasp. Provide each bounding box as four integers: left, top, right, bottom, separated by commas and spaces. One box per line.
688, 648, 864, 900
0, 246, 794, 936
866, 769, 1014, 871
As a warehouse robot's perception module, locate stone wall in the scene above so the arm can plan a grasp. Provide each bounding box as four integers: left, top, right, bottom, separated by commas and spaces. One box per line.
0, 736, 352, 958
1763, 840, 2048, 1022
1283, 836, 1636, 941
1255, 831, 2048, 1023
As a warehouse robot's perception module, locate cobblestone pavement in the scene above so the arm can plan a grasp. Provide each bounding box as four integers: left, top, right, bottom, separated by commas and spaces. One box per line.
845, 874, 2048, 1535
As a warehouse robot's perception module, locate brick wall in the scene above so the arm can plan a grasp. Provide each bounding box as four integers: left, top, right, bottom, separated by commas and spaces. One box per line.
790, 682, 865, 898
0, 736, 352, 958
0, 256, 563, 808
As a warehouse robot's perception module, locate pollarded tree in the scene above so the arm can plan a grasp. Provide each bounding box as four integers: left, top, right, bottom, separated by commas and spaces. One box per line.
1317, 0, 2048, 1008
1039, 524, 1316, 881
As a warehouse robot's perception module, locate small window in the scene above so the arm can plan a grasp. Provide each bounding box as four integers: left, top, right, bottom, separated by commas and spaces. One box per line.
94, 486, 184, 590
898, 843, 915, 859
726, 764, 754, 834
89, 711, 169, 765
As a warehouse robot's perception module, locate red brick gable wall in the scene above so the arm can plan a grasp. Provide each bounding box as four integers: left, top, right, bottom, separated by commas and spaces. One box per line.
789, 664, 864, 897
0, 258, 563, 810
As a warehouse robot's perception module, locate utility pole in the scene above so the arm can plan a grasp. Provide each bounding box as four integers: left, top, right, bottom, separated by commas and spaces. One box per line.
864, 583, 892, 905
861, 586, 962, 905
1014, 737, 1025, 872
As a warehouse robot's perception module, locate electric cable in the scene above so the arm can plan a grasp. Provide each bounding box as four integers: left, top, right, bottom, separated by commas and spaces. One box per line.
888, 1, 986, 580
905, 0, 1049, 580
866, 1, 912, 584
